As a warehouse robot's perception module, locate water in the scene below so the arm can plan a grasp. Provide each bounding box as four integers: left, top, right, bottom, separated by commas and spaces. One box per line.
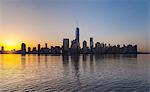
0, 54, 149, 92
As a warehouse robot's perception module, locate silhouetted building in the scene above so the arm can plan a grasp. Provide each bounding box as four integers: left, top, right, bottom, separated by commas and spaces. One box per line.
70, 27, 81, 54
1, 46, 4, 53
95, 42, 101, 54
32, 47, 37, 54
82, 40, 87, 54
45, 43, 48, 48
133, 45, 137, 53
112, 45, 117, 54
38, 44, 41, 53
90, 37, 94, 54
116, 44, 120, 53
28, 47, 31, 53
51, 46, 61, 54
62, 38, 69, 54
39, 43, 50, 54
76, 27, 80, 47
55, 46, 61, 54
118, 44, 138, 54
41, 48, 49, 54
21, 43, 26, 54
126, 44, 137, 54
70, 39, 79, 54
51, 46, 55, 54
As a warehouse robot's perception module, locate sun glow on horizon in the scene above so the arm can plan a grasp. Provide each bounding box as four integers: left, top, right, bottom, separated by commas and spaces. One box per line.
1, 39, 21, 51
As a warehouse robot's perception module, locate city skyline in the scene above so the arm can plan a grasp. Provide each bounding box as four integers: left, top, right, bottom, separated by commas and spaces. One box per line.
0, 26, 139, 54
0, 0, 149, 52
0, 25, 148, 53
0, 1, 149, 92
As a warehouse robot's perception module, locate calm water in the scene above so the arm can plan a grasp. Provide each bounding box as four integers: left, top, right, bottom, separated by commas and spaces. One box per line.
0, 54, 149, 92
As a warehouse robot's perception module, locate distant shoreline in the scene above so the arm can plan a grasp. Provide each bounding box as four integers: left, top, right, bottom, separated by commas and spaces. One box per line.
0, 53, 149, 55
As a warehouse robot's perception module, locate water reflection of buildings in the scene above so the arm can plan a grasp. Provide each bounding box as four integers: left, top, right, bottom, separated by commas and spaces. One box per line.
82, 54, 87, 61
122, 54, 137, 58
0, 55, 4, 70
44, 55, 48, 68
21, 55, 26, 70
71, 55, 80, 78
94, 54, 137, 61
20, 54, 49, 69
62, 55, 70, 78
62, 55, 69, 65
36, 54, 49, 68
121, 54, 138, 64
70, 55, 81, 87
38, 55, 41, 69
90, 54, 94, 62
61, 54, 138, 78
62, 55, 95, 78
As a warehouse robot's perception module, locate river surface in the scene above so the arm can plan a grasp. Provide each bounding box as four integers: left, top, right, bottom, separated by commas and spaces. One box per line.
0, 54, 149, 92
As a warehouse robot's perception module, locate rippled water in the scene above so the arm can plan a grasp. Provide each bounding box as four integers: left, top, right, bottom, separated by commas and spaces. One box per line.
0, 54, 149, 92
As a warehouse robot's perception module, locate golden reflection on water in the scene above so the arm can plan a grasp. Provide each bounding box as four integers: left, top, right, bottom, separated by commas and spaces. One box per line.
0, 54, 136, 79
0, 54, 22, 84
0, 54, 64, 86
0, 54, 21, 69
0, 54, 149, 92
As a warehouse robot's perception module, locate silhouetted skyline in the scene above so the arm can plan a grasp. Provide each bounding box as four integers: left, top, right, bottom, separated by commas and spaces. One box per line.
0, 26, 139, 54
0, 0, 149, 52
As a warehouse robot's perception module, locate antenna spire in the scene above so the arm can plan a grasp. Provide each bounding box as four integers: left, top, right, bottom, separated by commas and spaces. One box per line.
76, 21, 78, 27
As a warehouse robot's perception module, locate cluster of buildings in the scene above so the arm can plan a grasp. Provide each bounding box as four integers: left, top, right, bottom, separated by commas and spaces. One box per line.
14, 43, 61, 54
62, 27, 137, 54
0, 26, 138, 54
0, 46, 4, 54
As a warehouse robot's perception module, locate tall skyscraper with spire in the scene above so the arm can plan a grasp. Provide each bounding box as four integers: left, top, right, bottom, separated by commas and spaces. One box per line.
75, 26, 80, 47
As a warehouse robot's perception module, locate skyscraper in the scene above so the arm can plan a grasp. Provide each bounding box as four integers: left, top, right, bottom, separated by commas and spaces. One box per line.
1, 46, 4, 53
75, 27, 80, 47
38, 44, 41, 53
21, 43, 26, 54
28, 47, 31, 53
90, 37, 94, 54
62, 38, 69, 54
45, 43, 48, 48
82, 40, 87, 54
70, 26, 80, 54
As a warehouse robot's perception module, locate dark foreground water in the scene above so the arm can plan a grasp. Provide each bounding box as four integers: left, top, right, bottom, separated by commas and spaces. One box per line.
0, 54, 149, 92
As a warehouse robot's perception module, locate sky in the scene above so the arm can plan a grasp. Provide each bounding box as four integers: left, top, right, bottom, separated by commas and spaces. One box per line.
0, 0, 149, 52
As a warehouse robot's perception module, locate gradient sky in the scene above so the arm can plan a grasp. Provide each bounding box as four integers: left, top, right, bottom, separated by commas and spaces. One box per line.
0, 0, 149, 52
